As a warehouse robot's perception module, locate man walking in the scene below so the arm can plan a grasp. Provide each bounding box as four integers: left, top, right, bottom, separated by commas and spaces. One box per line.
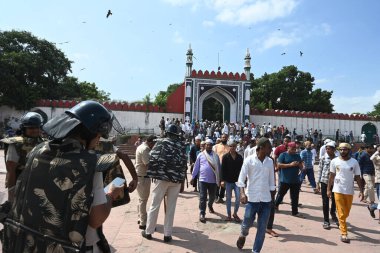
236, 137, 276, 252
189, 135, 202, 191
327, 143, 364, 243
142, 125, 187, 242
316, 141, 338, 229
213, 134, 230, 203
274, 142, 304, 216
299, 141, 319, 194
358, 144, 376, 204
135, 135, 156, 229
220, 140, 243, 222
191, 139, 220, 223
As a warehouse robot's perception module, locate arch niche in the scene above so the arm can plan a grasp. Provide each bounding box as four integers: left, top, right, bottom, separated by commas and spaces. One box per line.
198, 87, 237, 122
361, 122, 378, 143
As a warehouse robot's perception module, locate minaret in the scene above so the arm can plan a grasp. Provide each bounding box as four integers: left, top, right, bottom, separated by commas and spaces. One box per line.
186, 44, 193, 77
244, 48, 251, 81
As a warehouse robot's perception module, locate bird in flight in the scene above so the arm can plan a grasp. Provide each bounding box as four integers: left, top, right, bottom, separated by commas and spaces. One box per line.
58, 41, 69, 44
277, 28, 281, 31
281, 52, 286, 55
106, 10, 112, 18
80, 68, 86, 71
169, 23, 172, 26
82, 21, 86, 24
300, 51, 303, 57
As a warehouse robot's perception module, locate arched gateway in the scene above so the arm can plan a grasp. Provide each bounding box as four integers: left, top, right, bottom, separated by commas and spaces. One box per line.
183, 45, 252, 123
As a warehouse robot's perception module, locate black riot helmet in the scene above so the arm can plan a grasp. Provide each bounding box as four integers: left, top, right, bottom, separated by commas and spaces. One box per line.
20, 112, 43, 128
166, 124, 180, 136
66, 100, 113, 138
43, 100, 118, 140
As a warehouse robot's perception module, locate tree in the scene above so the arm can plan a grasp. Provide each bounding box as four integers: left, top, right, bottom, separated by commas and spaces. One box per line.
251, 65, 334, 113
153, 83, 181, 108
368, 101, 380, 116
0, 30, 109, 109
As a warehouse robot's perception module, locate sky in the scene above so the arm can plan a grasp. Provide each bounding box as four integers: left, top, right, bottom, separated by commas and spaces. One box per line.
1, 0, 380, 114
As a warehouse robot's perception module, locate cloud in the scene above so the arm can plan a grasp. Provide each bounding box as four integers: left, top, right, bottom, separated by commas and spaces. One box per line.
173, 31, 185, 44
314, 78, 329, 84
257, 30, 300, 51
332, 90, 380, 114
202, 20, 215, 27
163, 0, 299, 25
212, 0, 299, 25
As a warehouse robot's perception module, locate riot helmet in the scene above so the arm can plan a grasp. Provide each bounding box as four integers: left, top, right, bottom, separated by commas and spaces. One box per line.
66, 101, 112, 138
20, 112, 43, 128
44, 100, 118, 139
166, 124, 180, 136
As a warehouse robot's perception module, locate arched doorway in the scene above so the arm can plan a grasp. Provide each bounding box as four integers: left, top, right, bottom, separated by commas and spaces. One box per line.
361, 122, 378, 144
198, 87, 235, 122
202, 97, 224, 122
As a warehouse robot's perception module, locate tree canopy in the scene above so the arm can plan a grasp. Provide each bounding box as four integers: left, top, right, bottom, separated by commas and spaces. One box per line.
153, 83, 181, 108
368, 101, 380, 116
0, 30, 109, 110
251, 65, 334, 113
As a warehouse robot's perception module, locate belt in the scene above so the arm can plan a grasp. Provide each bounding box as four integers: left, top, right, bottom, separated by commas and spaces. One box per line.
138, 176, 150, 178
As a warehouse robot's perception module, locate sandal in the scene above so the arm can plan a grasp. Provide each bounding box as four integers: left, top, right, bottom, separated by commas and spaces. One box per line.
340, 235, 350, 243
266, 229, 279, 237
233, 214, 241, 222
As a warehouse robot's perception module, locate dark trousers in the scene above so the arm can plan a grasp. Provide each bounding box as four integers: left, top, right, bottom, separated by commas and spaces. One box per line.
199, 181, 217, 215
320, 182, 336, 223
216, 185, 225, 199
274, 182, 300, 215
266, 193, 275, 230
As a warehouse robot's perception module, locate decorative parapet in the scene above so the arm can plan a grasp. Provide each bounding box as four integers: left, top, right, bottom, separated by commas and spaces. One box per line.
36, 99, 165, 112
250, 108, 379, 121
190, 69, 247, 81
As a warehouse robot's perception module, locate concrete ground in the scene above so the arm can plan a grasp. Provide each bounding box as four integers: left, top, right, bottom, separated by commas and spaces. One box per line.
0, 149, 379, 252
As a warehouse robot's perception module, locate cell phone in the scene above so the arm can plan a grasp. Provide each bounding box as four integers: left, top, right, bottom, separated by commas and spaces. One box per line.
104, 177, 126, 193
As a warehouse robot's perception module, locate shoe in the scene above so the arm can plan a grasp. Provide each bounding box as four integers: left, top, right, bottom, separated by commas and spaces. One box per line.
141, 231, 152, 240
313, 189, 320, 194
233, 213, 241, 223
139, 225, 146, 230
266, 229, 279, 237
331, 215, 339, 226
199, 214, 206, 223
292, 213, 305, 218
367, 205, 376, 218
323, 222, 331, 230
209, 206, 215, 213
164, 236, 172, 243
340, 235, 350, 243
236, 236, 246, 249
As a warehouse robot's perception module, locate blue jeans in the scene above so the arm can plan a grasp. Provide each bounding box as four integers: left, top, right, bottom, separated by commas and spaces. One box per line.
241, 201, 271, 253
375, 183, 380, 200
225, 182, 240, 217
299, 168, 317, 189
198, 181, 217, 215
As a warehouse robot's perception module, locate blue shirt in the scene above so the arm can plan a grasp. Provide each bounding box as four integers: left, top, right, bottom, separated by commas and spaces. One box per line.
300, 149, 313, 169
358, 151, 375, 175
278, 152, 302, 184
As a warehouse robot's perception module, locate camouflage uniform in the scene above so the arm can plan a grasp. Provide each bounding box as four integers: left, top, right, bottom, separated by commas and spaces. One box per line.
2, 138, 99, 253
144, 137, 186, 238
0, 136, 44, 187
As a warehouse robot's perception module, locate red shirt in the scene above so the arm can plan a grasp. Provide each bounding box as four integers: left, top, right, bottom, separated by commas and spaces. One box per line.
274, 144, 287, 158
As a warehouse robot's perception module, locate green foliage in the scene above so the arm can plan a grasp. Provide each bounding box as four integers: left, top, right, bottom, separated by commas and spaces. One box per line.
153, 83, 181, 108
142, 93, 152, 110
0, 30, 109, 109
368, 101, 380, 116
251, 65, 334, 113
202, 97, 223, 121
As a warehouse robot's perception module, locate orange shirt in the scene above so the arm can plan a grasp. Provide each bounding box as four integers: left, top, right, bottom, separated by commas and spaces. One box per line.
213, 143, 230, 163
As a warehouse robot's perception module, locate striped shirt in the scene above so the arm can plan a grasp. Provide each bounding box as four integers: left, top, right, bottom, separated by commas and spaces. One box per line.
317, 153, 336, 184
300, 149, 313, 169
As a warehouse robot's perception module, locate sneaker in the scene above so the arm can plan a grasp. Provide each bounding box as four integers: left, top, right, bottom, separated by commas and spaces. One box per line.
164, 236, 172, 243
236, 236, 246, 249
323, 222, 331, 230
367, 205, 376, 218
340, 235, 350, 243
141, 231, 152, 240
292, 213, 305, 218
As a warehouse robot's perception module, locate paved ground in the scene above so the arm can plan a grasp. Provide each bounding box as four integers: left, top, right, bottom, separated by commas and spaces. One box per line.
0, 149, 379, 252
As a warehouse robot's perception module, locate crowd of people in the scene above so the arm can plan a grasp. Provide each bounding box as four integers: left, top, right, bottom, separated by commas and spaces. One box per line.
0, 105, 379, 252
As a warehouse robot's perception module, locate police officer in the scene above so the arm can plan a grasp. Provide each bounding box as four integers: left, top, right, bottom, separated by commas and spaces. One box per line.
141, 124, 187, 242
0, 112, 44, 202
2, 100, 124, 253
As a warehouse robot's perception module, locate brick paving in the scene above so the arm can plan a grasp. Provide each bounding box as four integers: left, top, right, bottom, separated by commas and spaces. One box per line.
0, 149, 379, 252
